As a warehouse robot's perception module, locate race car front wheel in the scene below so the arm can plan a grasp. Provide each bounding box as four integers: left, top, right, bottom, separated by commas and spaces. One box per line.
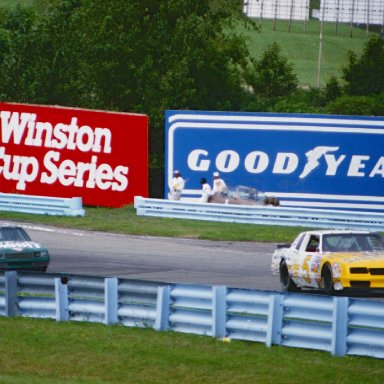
280, 260, 299, 292
321, 264, 334, 294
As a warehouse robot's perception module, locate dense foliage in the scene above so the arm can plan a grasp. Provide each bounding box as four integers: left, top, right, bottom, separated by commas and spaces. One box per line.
0, 0, 253, 170
244, 42, 298, 99
343, 35, 384, 96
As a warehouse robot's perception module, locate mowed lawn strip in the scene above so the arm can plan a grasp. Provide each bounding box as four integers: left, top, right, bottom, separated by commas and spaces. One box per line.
0, 317, 383, 384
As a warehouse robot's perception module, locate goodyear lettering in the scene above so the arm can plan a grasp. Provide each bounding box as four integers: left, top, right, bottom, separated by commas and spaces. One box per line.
187, 148, 384, 178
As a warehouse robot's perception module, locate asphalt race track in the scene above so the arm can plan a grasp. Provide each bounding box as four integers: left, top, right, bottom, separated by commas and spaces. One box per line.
0, 220, 280, 291
2, 220, 384, 300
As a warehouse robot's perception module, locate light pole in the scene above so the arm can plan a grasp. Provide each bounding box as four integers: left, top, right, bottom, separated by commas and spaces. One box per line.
317, 0, 326, 88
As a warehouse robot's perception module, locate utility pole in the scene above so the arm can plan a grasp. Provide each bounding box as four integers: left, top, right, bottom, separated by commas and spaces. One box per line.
317, 0, 326, 88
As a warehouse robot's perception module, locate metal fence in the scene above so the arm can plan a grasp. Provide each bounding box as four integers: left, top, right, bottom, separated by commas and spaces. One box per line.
0, 192, 85, 217
1, 271, 383, 359
134, 197, 384, 231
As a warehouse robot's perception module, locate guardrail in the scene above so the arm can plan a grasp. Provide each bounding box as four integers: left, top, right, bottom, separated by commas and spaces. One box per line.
1, 271, 383, 359
0, 192, 85, 217
134, 197, 384, 231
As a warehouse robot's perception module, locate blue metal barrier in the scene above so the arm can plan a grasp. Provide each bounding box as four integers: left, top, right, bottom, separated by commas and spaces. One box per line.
134, 196, 384, 231
1, 271, 384, 359
0, 192, 85, 217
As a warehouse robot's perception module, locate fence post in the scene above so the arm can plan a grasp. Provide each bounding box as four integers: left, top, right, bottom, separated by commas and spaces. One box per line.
55, 277, 69, 321
331, 296, 349, 356
212, 286, 227, 338
154, 285, 171, 331
105, 278, 118, 325
5, 271, 17, 317
266, 294, 284, 347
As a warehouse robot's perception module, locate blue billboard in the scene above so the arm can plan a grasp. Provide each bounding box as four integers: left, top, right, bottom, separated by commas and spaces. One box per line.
165, 111, 384, 212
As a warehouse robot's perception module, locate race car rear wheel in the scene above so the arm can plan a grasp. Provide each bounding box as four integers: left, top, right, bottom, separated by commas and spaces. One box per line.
280, 260, 299, 292
271, 197, 279, 206
321, 264, 334, 294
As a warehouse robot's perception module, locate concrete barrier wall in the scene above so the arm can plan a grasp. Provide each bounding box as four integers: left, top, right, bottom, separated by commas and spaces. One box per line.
0, 192, 85, 216
134, 196, 384, 231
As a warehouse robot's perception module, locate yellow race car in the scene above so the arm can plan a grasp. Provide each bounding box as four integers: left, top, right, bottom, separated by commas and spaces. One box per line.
271, 230, 384, 294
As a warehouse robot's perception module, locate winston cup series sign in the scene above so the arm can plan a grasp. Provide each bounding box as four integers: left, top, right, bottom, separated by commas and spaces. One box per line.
0, 102, 148, 207
165, 110, 384, 212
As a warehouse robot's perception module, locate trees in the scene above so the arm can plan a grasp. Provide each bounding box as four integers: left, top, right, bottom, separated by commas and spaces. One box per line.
245, 42, 298, 99
243, 42, 298, 110
323, 35, 384, 116
326, 94, 384, 116
1, 2, 381, 196
0, 0, 253, 195
342, 35, 384, 96
0, 0, 252, 115
0, 5, 40, 102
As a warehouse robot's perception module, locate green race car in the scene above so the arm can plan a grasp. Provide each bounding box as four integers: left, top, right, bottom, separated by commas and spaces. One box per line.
0, 226, 50, 272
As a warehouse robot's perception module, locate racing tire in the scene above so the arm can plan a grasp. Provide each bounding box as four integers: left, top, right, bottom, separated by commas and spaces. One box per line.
279, 260, 299, 292
321, 264, 334, 294
271, 197, 279, 206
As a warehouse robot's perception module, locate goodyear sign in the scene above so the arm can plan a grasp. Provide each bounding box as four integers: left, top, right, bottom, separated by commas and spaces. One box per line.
165, 110, 384, 212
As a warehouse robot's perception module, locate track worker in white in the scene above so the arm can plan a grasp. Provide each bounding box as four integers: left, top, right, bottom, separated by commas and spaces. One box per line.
168, 170, 185, 200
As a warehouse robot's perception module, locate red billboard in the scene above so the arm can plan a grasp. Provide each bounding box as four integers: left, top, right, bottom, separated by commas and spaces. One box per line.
0, 102, 148, 207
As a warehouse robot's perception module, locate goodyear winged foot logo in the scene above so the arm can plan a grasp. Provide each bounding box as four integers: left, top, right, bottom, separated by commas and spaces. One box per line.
187, 145, 384, 178
299, 146, 340, 179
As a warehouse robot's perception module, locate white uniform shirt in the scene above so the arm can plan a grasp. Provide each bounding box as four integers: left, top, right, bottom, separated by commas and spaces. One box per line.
200, 182, 212, 203
169, 176, 185, 200
213, 178, 227, 193
172, 176, 185, 192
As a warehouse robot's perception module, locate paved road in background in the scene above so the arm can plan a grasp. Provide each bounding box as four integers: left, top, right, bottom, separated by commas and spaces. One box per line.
0, 220, 280, 291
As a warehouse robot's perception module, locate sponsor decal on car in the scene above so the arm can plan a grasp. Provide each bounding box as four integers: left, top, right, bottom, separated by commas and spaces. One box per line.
0, 241, 43, 250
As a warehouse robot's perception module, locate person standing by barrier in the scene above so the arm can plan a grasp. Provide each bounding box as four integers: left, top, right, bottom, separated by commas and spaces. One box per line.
168, 170, 185, 200
199, 177, 212, 203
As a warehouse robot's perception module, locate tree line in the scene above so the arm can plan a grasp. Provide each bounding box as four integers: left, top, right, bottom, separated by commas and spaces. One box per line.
0, 0, 383, 196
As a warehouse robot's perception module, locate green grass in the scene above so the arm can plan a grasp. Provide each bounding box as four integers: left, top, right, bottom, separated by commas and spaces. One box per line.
0, 205, 308, 243
1, 205, 382, 242
240, 18, 374, 87
0, 317, 383, 384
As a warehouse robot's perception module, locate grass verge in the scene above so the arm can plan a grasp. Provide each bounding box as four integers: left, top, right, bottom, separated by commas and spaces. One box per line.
1, 317, 383, 384
0, 205, 307, 243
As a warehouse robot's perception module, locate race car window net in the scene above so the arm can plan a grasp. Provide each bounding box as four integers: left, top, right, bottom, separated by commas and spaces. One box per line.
306, 236, 320, 252
0, 228, 31, 242
323, 234, 384, 252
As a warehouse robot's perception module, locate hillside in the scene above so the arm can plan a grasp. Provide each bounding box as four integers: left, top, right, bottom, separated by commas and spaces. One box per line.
0, 1, 376, 87
239, 18, 374, 87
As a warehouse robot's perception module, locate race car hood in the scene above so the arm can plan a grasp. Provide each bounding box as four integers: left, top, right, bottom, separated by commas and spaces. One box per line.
0, 241, 47, 253
325, 251, 384, 265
